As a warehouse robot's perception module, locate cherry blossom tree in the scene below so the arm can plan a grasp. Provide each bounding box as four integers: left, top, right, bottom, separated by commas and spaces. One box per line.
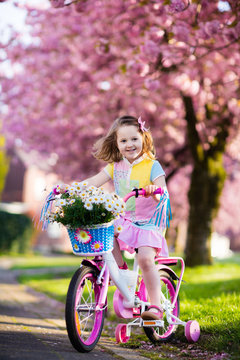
0, 0, 240, 265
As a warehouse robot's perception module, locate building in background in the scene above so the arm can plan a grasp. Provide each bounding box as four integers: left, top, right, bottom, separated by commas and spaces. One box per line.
0, 149, 71, 253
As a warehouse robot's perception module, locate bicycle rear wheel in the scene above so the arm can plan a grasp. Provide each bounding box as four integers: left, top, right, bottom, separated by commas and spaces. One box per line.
140, 270, 180, 343
65, 266, 105, 352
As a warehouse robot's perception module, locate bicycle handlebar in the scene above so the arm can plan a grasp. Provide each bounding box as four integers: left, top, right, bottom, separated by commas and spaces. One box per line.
123, 187, 164, 203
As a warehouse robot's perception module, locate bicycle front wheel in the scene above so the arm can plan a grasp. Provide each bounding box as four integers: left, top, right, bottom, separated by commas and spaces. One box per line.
140, 270, 180, 343
65, 266, 105, 352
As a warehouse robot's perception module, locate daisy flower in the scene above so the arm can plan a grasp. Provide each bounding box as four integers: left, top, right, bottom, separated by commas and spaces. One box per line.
91, 241, 103, 252
89, 185, 97, 192
116, 225, 123, 233
80, 191, 87, 200
93, 196, 101, 204
88, 197, 94, 203
80, 181, 88, 188
84, 201, 93, 211
113, 201, 122, 212
75, 229, 92, 243
69, 199, 76, 205
104, 194, 112, 203
55, 199, 67, 207
52, 213, 58, 220
105, 202, 113, 211
71, 181, 80, 187
73, 243, 79, 251
98, 196, 105, 204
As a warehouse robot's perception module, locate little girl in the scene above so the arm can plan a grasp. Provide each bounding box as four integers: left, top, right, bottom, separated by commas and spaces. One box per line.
85, 115, 170, 321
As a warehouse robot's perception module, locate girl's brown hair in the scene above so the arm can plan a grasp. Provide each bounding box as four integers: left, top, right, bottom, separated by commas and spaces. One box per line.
93, 115, 156, 163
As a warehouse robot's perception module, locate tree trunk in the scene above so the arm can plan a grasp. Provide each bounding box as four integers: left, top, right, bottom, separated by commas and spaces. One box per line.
182, 95, 229, 266
185, 160, 226, 266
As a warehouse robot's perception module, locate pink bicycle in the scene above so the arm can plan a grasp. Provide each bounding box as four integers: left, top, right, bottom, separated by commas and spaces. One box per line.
65, 188, 200, 352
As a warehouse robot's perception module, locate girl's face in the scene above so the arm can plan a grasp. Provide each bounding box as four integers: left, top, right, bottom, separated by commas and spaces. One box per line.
116, 125, 143, 163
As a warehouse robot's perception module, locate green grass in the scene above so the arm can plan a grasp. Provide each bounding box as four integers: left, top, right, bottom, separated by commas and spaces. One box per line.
17, 271, 75, 302
5, 253, 83, 270
178, 262, 240, 355
13, 253, 240, 359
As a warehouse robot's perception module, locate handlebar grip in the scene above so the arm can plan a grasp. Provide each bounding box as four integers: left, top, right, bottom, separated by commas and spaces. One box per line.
123, 187, 164, 203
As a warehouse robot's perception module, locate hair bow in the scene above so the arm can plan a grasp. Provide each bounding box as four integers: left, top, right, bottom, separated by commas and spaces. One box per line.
138, 116, 149, 132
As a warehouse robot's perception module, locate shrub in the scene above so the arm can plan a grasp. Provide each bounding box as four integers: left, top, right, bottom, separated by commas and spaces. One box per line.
0, 210, 33, 253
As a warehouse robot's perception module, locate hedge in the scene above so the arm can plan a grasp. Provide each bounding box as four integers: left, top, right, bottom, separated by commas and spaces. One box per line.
0, 210, 33, 253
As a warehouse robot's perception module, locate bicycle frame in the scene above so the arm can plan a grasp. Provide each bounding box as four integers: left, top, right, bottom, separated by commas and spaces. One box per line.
91, 188, 185, 315
66, 187, 200, 351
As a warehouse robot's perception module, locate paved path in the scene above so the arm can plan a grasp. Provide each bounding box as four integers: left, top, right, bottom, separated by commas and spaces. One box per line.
0, 261, 147, 360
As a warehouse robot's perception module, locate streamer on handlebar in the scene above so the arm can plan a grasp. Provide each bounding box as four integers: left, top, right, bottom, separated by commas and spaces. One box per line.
149, 190, 172, 230
130, 187, 172, 230
39, 190, 54, 230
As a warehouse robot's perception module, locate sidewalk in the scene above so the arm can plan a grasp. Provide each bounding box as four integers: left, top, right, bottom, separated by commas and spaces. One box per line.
0, 259, 147, 360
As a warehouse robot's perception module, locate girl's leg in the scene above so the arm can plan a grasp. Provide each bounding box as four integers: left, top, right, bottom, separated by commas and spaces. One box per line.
137, 246, 162, 309
112, 234, 125, 267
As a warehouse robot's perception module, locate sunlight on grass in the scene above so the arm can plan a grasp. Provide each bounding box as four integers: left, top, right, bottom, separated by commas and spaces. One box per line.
18, 271, 117, 309
6, 254, 82, 270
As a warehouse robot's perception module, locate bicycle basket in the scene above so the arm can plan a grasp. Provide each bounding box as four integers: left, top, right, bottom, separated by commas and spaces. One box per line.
67, 221, 114, 256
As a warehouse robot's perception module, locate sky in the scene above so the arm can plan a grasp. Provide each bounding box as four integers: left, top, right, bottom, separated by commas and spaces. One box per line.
0, 0, 50, 43
0, 1, 27, 43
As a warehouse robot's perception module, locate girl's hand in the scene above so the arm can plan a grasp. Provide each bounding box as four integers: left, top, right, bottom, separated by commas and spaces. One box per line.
144, 185, 159, 198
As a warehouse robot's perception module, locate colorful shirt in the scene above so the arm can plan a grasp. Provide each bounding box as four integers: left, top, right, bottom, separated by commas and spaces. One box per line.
104, 155, 165, 223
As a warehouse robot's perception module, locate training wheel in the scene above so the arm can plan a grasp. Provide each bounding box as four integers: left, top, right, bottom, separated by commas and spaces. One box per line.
185, 320, 200, 342
115, 324, 130, 344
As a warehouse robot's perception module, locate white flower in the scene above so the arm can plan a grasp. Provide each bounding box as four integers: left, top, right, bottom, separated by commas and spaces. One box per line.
69, 199, 76, 205
55, 199, 67, 206
80, 191, 87, 200
113, 200, 122, 211
80, 181, 88, 188
92, 195, 101, 204
104, 194, 112, 203
75, 229, 92, 243
89, 185, 97, 192
98, 195, 105, 204
71, 181, 80, 187
84, 201, 93, 211
72, 181, 83, 191
105, 202, 114, 211
116, 225, 123, 233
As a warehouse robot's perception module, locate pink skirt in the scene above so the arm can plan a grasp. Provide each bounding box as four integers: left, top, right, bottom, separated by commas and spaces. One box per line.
114, 217, 169, 257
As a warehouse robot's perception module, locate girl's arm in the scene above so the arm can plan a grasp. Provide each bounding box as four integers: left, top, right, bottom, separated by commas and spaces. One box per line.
85, 170, 110, 188
145, 175, 167, 202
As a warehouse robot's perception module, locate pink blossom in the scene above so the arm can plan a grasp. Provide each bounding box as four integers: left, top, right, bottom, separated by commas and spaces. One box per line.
169, 0, 190, 13
173, 24, 190, 42
50, 0, 65, 8
144, 78, 160, 91
141, 40, 159, 59
204, 20, 220, 37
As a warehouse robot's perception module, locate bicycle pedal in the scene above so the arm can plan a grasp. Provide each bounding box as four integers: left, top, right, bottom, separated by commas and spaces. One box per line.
142, 320, 164, 327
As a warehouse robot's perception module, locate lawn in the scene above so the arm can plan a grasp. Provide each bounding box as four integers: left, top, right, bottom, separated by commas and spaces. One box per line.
6, 253, 82, 270
12, 253, 240, 359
